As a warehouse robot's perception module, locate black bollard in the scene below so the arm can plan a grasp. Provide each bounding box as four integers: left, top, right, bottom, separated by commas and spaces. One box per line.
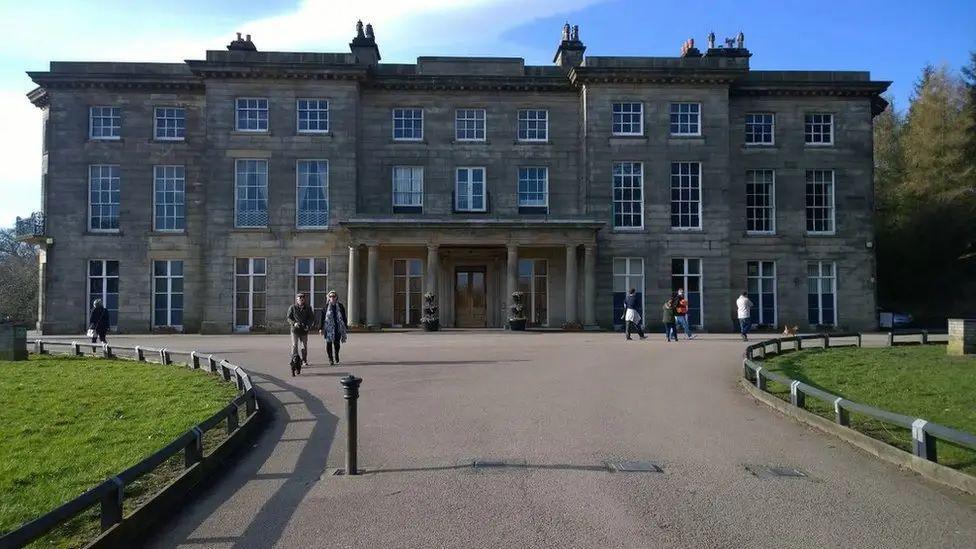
339, 375, 363, 475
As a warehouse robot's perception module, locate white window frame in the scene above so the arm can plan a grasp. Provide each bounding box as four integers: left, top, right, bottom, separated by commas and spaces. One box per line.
296, 98, 330, 134
805, 169, 835, 235
517, 166, 549, 209
745, 112, 775, 145
88, 259, 120, 331
392, 258, 424, 327
455, 109, 486, 141
670, 161, 703, 231
392, 166, 424, 208
455, 167, 487, 212
235, 97, 269, 132
88, 164, 120, 233
518, 258, 550, 327
392, 108, 424, 141
153, 107, 186, 141
296, 159, 329, 229
235, 159, 269, 228
234, 257, 266, 332
153, 165, 185, 232
669, 102, 702, 136
746, 169, 776, 235
89, 106, 121, 140
295, 257, 329, 309
807, 261, 838, 326
612, 257, 645, 328
612, 161, 644, 230
517, 109, 549, 142
671, 257, 704, 329
804, 113, 834, 146
152, 259, 184, 330
611, 102, 643, 136
746, 260, 777, 327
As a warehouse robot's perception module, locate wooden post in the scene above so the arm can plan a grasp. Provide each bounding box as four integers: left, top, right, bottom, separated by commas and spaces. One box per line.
185, 427, 204, 468
226, 404, 239, 434
100, 477, 124, 531
834, 398, 850, 426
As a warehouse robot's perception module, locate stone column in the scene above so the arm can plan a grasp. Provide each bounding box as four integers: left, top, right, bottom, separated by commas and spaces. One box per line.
426, 244, 439, 297
583, 244, 596, 327
565, 244, 578, 325
506, 244, 518, 311
366, 244, 379, 329
347, 245, 359, 326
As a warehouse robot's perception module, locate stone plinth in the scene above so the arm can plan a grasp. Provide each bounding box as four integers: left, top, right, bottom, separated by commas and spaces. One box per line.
947, 318, 976, 356
0, 323, 28, 361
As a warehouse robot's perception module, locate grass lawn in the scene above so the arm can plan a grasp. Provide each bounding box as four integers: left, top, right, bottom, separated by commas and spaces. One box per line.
0, 354, 239, 547
763, 345, 976, 474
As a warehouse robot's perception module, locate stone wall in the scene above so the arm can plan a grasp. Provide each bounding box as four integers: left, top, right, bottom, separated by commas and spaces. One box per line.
948, 319, 976, 356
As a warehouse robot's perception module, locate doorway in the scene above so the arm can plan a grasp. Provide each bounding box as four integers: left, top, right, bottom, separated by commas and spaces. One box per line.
455, 267, 487, 328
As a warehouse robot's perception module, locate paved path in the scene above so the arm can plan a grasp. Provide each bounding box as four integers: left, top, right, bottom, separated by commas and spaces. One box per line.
56, 332, 976, 548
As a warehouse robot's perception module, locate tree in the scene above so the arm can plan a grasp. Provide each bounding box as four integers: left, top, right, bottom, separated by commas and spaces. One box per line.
0, 228, 39, 325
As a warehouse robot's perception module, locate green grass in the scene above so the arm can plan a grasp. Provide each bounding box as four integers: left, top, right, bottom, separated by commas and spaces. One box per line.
763, 345, 976, 474
0, 355, 239, 547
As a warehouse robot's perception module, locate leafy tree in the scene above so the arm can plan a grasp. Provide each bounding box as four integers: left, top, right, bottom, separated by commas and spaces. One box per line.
0, 228, 39, 325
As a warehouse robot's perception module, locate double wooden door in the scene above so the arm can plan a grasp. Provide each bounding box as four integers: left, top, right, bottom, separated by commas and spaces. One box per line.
455, 267, 487, 328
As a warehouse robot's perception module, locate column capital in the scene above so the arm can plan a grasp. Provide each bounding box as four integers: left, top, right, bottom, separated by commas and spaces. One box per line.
427, 243, 440, 251
365, 241, 380, 250
565, 243, 579, 252
506, 242, 519, 253
583, 243, 596, 252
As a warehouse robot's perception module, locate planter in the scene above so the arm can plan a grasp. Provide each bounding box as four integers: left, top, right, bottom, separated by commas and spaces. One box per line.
509, 319, 527, 331
422, 319, 440, 332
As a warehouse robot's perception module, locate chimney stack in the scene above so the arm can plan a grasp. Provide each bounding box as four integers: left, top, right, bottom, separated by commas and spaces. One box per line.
350, 20, 381, 66
553, 22, 586, 70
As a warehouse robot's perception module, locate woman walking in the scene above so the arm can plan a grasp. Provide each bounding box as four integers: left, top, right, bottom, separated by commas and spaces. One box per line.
318, 290, 348, 366
88, 299, 109, 344
662, 298, 677, 342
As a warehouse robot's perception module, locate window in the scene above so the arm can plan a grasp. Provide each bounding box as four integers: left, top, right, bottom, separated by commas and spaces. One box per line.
154, 107, 185, 140
153, 260, 183, 329
611, 103, 642, 135
392, 166, 423, 211
747, 260, 776, 327
297, 99, 329, 133
670, 162, 702, 229
517, 167, 548, 211
393, 259, 423, 327
745, 113, 774, 145
296, 258, 328, 309
517, 109, 548, 141
235, 258, 266, 331
612, 162, 643, 229
612, 257, 644, 328
671, 258, 703, 327
236, 98, 268, 132
518, 259, 548, 326
669, 103, 701, 136
746, 169, 775, 234
393, 108, 423, 140
805, 113, 833, 145
235, 159, 268, 227
455, 109, 486, 141
153, 165, 185, 232
296, 160, 328, 228
455, 167, 486, 212
805, 170, 835, 234
807, 261, 836, 326
88, 260, 119, 330
89, 106, 121, 139
89, 165, 120, 232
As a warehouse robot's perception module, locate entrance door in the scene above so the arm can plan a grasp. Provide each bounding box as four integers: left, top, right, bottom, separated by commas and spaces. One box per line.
455, 267, 487, 328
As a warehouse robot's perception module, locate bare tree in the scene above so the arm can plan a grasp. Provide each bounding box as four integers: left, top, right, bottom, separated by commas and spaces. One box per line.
0, 228, 39, 325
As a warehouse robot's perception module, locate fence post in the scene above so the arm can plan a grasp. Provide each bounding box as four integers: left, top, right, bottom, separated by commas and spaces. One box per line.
135, 346, 145, 361
912, 419, 937, 461
245, 390, 257, 416
72, 341, 81, 356
191, 351, 200, 369
226, 403, 239, 434
774, 340, 782, 354
856, 333, 862, 347
159, 349, 171, 365
823, 334, 830, 348
795, 336, 803, 351
340, 375, 364, 475
100, 477, 124, 532
834, 398, 850, 426
102, 344, 112, 358
185, 427, 204, 468
887, 332, 894, 347
234, 370, 245, 391
208, 355, 217, 373
755, 367, 767, 391
921, 330, 929, 344
743, 360, 752, 381
790, 380, 805, 408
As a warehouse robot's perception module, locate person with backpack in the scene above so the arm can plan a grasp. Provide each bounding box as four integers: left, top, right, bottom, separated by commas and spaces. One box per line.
673, 288, 696, 340
287, 292, 316, 370
736, 291, 754, 341
662, 298, 677, 342
88, 299, 109, 344
622, 288, 647, 340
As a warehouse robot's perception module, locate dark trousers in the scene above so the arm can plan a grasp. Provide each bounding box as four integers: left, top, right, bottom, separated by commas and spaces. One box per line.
625, 321, 645, 339
326, 340, 341, 363
91, 331, 106, 344
664, 323, 677, 341
739, 318, 752, 339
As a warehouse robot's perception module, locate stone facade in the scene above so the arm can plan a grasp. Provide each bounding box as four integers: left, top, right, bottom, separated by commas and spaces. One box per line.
25, 23, 890, 334
947, 319, 976, 356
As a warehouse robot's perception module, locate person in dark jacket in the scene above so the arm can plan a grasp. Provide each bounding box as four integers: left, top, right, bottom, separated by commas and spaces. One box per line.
318, 290, 348, 366
622, 288, 646, 340
88, 299, 109, 343
662, 298, 677, 342
287, 293, 316, 368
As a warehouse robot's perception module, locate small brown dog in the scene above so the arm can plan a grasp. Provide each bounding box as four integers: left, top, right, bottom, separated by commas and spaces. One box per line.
781, 325, 799, 336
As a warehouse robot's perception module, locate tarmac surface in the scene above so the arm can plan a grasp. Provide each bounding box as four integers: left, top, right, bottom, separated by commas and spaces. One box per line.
47, 331, 976, 548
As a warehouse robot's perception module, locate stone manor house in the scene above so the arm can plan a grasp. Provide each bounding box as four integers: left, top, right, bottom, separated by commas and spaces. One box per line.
18, 23, 890, 334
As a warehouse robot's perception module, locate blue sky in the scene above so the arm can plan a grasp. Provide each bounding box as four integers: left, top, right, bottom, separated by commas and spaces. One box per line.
1, 0, 974, 226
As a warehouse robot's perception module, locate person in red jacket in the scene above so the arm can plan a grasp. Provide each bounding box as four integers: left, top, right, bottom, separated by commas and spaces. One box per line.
672, 288, 696, 340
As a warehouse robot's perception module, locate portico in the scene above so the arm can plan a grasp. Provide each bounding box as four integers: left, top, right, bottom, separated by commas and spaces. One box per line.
342, 219, 601, 329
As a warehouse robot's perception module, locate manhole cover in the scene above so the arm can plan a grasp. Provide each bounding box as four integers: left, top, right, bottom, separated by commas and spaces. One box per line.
471, 459, 526, 469
743, 464, 808, 479
604, 460, 663, 473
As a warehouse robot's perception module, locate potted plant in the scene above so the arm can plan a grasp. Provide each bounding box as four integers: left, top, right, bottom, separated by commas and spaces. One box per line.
508, 291, 527, 331
421, 292, 440, 331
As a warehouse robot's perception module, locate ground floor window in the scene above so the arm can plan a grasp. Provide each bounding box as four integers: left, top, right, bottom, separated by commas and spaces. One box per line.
153, 260, 183, 329
612, 257, 644, 327
807, 261, 836, 326
518, 259, 548, 326
88, 260, 119, 330
746, 260, 776, 327
235, 258, 266, 331
296, 258, 328, 309
394, 259, 423, 327
671, 258, 703, 327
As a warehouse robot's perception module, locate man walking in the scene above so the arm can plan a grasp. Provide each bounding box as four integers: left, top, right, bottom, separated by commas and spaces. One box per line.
623, 288, 647, 340
673, 288, 696, 340
736, 291, 754, 341
287, 293, 316, 368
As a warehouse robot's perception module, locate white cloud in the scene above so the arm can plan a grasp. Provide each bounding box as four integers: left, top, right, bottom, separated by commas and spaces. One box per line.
0, 91, 42, 227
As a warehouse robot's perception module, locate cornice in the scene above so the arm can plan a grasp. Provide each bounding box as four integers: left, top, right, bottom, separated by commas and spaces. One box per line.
569, 67, 745, 86
185, 61, 367, 80
365, 75, 573, 92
